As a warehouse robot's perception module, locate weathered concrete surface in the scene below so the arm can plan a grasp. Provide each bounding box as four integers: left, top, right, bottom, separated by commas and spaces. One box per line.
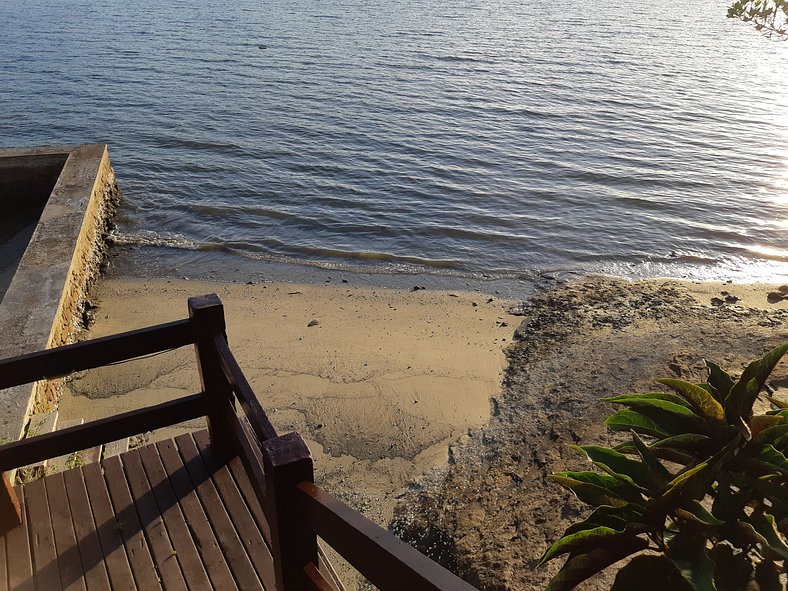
0, 144, 119, 441
0, 153, 68, 301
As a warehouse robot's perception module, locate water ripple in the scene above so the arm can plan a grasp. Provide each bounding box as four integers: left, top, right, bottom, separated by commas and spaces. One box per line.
1, 0, 787, 283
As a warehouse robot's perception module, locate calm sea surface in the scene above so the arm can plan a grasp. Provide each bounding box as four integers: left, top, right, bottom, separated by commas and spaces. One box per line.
1, 0, 787, 286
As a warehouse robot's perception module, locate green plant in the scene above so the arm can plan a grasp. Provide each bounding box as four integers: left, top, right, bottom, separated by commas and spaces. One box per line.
728, 0, 788, 39
65, 451, 84, 470
540, 343, 788, 591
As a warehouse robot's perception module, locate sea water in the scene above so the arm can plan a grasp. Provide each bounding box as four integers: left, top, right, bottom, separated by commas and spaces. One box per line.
1, 0, 787, 287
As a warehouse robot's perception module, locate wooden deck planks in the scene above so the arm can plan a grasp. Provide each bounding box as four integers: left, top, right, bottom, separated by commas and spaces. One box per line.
43, 472, 87, 591
5, 491, 33, 591
98, 458, 159, 590
82, 462, 138, 590
137, 443, 212, 590
0, 431, 281, 590
175, 433, 263, 590
23, 477, 62, 590
61, 468, 112, 590
118, 450, 187, 590
194, 430, 276, 591
156, 439, 238, 590
226, 455, 271, 545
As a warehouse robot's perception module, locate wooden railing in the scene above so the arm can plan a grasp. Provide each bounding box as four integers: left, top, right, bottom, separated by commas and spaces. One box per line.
0, 294, 477, 591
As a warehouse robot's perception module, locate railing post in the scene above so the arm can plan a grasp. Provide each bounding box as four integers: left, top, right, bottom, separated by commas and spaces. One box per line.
188, 294, 236, 459
0, 472, 21, 533
262, 432, 317, 591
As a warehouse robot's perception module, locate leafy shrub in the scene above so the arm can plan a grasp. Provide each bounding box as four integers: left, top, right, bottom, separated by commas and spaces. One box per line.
540, 343, 788, 591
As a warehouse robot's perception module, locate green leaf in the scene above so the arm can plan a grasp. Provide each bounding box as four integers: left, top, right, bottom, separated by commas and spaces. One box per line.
667, 535, 717, 591
602, 394, 708, 428
659, 437, 740, 506
753, 423, 788, 447
602, 392, 695, 410
737, 514, 788, 561
765, 394, 788, 409
726, 343, 788, 423
660, 462, 710, 506
675, 500, 726, 527
545, 539, 649, 591
605, 407, 708, 439
539, 526, 632, 564
748, 414, 785, 437
658, 378, 726, 424
751, 513, 788, 560
611, 555, 692, 591
631, 431, 671, 487
651, 433, 714, 452
573, 445, 655, 491
712, 475, 748, 523
740, 444, 788, 477
564, 505, 649, 536
728, 473, 788, 513
550, 471, 641, 507
615, 440, 696, 465
706, 360, 735, 402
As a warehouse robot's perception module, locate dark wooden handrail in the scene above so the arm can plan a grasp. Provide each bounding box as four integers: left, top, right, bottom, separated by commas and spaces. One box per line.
0, 319, 194, 390
296, 481, 477, 591
0, 392, 206, 471
213, 334, 278, 442
217, 395, 270, 509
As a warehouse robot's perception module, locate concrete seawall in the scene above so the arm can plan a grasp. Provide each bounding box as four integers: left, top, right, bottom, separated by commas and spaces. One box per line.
0, 144, 119, 441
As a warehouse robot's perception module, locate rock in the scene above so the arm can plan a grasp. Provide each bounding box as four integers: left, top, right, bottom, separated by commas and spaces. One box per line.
767, 292, 785, 304
307, 319, 320, 327
724, 295, 739, 304
711, 297, 725, 306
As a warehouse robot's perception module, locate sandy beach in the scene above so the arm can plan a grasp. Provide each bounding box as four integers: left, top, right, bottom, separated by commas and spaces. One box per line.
58, 276, 515, 588
57, 274, 788, 590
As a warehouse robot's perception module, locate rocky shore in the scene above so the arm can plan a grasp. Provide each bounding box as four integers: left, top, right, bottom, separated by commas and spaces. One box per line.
391, 277, 788, 590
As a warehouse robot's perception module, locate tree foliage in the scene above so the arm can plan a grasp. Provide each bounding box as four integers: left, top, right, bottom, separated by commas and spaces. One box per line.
728, 0, 788, 39
541, 343, 788, 590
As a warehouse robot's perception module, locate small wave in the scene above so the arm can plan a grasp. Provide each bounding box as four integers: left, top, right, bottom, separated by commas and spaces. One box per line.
109, 230, 461, 271
108, 230, 202, 251
432, 54, 488, 64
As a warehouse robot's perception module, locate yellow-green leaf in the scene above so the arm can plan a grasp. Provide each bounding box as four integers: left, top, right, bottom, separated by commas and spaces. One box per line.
551, 471, 640, 507
657, 378, 725, 424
